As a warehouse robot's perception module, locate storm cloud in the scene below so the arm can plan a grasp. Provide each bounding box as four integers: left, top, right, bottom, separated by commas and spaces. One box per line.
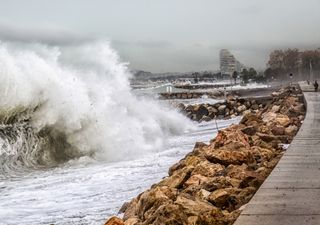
0, 0, 319, 72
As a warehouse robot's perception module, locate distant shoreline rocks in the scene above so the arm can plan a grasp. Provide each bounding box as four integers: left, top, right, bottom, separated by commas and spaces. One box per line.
178, 96, 273, 122
105, 85, 305, 225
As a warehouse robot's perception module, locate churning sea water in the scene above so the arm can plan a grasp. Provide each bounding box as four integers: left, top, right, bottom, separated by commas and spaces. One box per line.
0, 40, 239, 224
0, 118, 239, 225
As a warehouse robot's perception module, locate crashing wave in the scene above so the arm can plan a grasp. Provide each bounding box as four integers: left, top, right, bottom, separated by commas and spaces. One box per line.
0, 41, 191, 176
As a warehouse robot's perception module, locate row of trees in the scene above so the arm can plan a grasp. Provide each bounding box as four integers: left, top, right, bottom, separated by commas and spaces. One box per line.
265, 48, 320, 80
232, 67, 265, 84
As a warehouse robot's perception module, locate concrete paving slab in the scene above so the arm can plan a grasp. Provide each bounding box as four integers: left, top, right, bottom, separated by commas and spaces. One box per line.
235, 215, 320, 225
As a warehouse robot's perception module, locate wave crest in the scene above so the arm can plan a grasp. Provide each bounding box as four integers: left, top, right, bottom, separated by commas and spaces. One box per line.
0, 41, 191, 175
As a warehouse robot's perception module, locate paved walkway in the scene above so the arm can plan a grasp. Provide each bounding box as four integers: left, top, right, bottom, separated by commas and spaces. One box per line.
234, 82, 320, 225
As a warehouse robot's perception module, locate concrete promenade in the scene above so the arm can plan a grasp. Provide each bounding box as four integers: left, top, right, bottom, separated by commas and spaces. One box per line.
234, 82, 320, 225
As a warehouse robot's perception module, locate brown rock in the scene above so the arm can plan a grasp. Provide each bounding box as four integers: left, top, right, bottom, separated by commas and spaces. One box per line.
241, 126, 257, 136
270, 105, 280, 113
240, 113, 262, 126
213, 127, 250, 149
251, 146, 275, 162
205, 149, 254, 166
256, 132, 278, 143
135, 186, 178, 220
184, 174, 211, 187
285, 125, 298, 136
237, 105, 247, 113
271, 126, 285, 135
192, 160, 225, 177
175, 194, 215, 214
201, 176, 237, 191
276, 114, 291, 127
251, 104, 259, 110
226, 164, 248, 180
159, 166, 193, 188
104, 216, 124, 225
124, 217, 140, 225
123, 198, 139, 221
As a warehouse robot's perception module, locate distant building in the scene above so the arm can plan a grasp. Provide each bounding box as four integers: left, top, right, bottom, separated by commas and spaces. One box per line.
219, 49, 245, 76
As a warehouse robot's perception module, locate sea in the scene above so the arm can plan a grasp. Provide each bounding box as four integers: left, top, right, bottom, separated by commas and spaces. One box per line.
0, 41, 240, 225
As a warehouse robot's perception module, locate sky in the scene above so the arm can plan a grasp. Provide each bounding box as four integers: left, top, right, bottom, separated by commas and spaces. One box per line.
0, 0, 319, 72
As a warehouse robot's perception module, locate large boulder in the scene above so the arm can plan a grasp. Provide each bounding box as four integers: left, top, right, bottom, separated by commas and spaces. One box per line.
218, 105, 227, 114
134, 186, 178, 221
237, 105, 247, 113
104, 217, 124, 225
192, 160, 225, 177
275, 114, 291, 127
285, 125, 298, 136
205, 149, 254, 166
241, 126, 257, 136
195, 105, 209, 121
213, 127, 250, 149
158, 166, 194, 188
271, 126, 285, 135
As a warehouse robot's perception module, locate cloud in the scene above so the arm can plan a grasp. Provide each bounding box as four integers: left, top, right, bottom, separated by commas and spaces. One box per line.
112, 40, 172, 49
0, 22, 92, 45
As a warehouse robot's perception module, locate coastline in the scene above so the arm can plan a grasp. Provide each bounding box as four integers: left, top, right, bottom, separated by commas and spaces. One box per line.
105, 85, 306, 225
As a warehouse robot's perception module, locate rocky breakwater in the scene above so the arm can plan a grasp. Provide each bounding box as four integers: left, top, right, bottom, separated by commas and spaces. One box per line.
105, 86, 305, 225
178, 97, 273, 122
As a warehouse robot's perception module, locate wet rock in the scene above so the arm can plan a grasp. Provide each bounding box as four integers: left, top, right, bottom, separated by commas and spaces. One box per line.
123, 198, 139, 221
237, 105, 247, 113
275, 114, 291, 127
201, 115, 212, 122
124, 217, 140, 225
251, 104, 259, 110
285, 125, 298, 136
184, 174, 211, 187
192, 160, 225, 177
271, 105, 281, 113
240, 113, 262, 126
207, 106, 218, 114
159, 166, 194, 189
104, 216, 124, 225
119, 202, 130, 214
241, 126, 257, 136
205, 149, 254, 166
271, 126, 285, 135
218, 105, 227, 113
195, 105, 209, 121
135, 186, 178, 220
256, 132, 279, 143
213, 128, 250, 149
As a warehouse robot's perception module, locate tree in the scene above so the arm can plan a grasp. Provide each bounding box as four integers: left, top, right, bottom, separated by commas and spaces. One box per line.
241, 69, 249, 84
232, 71, 238, 84
248, 68, 257, 80
267, 49, 300, 79
301, 50, 320, 74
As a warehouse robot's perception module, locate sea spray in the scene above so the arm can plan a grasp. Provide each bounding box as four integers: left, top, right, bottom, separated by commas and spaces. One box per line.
0, 41, 192, 174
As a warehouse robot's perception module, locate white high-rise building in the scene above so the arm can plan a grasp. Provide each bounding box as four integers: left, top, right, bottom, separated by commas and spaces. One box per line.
220, 49, 244, 76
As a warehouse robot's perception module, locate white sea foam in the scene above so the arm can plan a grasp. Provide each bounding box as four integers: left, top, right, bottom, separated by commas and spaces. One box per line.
0, 41, 192, 169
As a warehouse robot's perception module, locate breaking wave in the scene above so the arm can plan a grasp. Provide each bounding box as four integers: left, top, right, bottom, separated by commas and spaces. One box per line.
0, 41, 191, 176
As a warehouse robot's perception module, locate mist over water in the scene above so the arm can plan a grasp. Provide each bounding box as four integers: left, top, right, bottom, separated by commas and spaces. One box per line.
0, 40, 191, 174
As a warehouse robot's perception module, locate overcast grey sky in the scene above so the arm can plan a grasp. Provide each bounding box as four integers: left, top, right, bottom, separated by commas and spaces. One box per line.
0, 0, 319, 72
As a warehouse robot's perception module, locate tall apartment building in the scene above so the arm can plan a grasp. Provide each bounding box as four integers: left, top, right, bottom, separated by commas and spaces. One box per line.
220, 49, 244, 76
